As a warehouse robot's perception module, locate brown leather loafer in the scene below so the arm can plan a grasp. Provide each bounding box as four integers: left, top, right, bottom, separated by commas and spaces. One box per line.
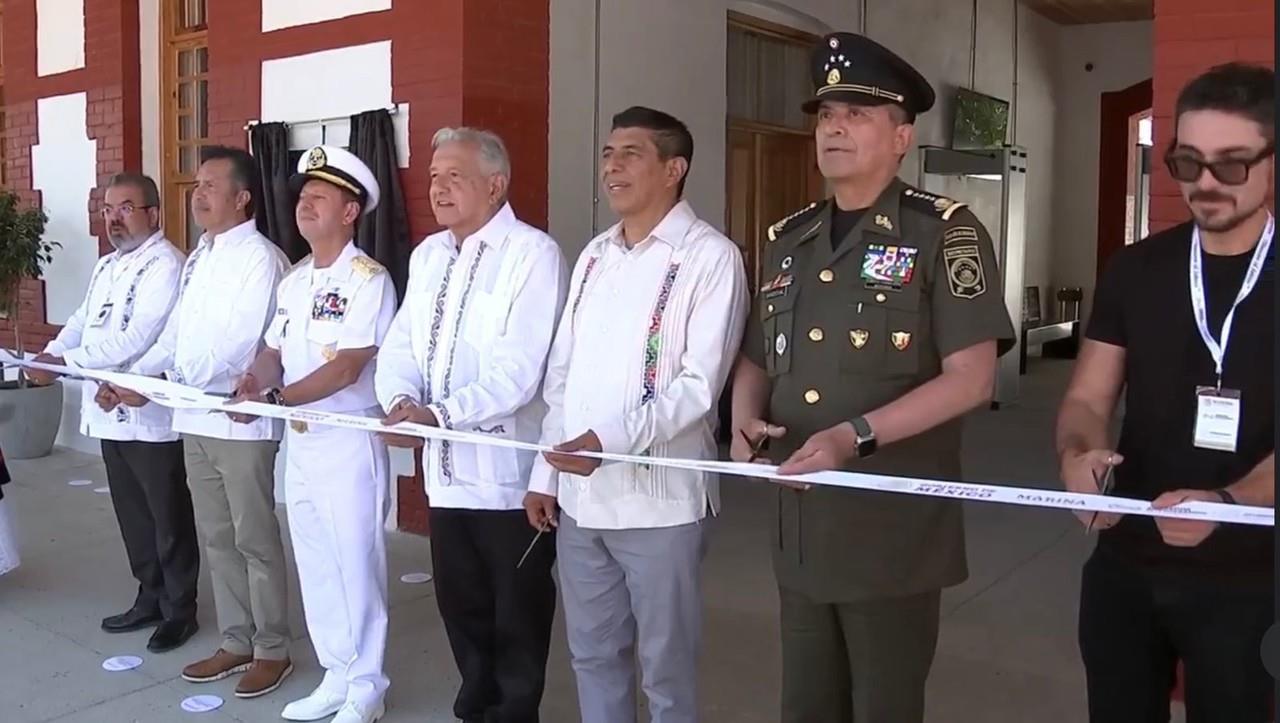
234, 658, 293, 698
181, 649, 253, 683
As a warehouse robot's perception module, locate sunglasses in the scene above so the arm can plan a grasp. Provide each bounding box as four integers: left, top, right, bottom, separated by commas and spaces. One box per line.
1164, 145, 1274, 186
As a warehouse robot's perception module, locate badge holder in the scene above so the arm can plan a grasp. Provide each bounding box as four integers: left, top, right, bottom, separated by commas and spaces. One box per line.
1194, 385, 1242, 453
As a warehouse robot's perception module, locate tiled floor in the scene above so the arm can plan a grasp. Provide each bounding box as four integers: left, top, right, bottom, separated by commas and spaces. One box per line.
0, 359, 1181, 722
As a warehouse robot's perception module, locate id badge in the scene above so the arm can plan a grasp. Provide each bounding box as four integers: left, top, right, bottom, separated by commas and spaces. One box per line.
90, 303, 114, 327
1194, 386, 1241, 452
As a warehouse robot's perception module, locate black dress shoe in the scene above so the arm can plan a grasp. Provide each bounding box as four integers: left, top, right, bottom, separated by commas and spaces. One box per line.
147, 618, 199, 653
101, 606, 163, 633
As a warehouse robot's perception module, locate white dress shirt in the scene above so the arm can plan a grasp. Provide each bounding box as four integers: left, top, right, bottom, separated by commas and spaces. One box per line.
376, 203, 568, 510
134, 219, 289, 441
528, 201, 749, 530
265, 241, 397, 413
44, 233, 185, 442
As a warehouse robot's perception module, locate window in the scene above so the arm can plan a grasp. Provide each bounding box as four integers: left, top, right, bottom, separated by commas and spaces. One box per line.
161, 0, 209, 249
725, 12, 824, 291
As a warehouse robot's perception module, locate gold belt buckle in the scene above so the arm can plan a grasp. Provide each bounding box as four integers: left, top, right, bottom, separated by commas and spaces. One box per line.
289, 420, 309, 434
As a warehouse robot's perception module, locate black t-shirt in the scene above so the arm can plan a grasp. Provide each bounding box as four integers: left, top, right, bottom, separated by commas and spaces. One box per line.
1087, 221, 1274, 584
830, 206, 868, 252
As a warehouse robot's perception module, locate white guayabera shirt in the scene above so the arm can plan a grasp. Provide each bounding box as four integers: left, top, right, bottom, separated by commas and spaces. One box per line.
528, 201, 749, 530
376, 203, 569, 511
44, 232, 185, 442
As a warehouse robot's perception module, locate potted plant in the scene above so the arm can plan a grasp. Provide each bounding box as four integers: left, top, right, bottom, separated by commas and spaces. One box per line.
0, 189, 59, 459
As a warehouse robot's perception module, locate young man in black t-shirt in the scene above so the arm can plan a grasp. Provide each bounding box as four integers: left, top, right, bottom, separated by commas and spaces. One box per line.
1056, 63, 1275, 723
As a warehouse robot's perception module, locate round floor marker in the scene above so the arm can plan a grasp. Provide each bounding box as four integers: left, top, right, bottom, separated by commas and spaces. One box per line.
180, 695, 224, 713
94, 486, 111, 494
69, 479, 94, 487
400, 572, 433, 584
102, 655, 143, 672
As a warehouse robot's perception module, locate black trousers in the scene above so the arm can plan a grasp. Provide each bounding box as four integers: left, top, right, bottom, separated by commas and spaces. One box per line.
429, 507, 557, 723
1078, 549, 1273, 723
101, 440, 200, 622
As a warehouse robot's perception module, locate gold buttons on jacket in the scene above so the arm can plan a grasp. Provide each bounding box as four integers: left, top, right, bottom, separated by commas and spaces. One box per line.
808, 327, 824, 342
818, 269, 835, 283
767, 303, 775, 314
804, 389, 821, 405
875, 292, 887, 303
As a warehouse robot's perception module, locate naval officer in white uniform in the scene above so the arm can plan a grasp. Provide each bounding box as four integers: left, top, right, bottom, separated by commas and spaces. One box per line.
231, 145, 397, 723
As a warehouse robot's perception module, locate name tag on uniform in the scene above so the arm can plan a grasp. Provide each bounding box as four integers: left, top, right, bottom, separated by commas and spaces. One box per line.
312, 290, 348, 321
90, 303, 114, 327
1194, 386, 1241, 452
861, 244, 919, 290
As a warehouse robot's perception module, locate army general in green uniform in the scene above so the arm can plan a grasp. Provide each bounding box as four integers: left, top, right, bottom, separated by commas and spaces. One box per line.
730, 33, 1016, 723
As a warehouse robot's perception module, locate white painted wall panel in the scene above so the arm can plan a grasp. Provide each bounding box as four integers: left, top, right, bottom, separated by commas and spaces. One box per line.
33, 93, 98, 327
36, 0, 86, 77
32, 93, 97, 454
262, 0, 391, 33
260, 42, 410, 167
140, 0, 163, 185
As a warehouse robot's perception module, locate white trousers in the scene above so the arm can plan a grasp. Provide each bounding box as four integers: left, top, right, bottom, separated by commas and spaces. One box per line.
0, 497, 19, 576
285, 422, 390, 708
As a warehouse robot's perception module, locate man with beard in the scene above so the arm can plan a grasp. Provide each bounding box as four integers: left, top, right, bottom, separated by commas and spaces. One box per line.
1056, 63, 1275, 723
31, 173, 200, 652
730, 33, 1014, 722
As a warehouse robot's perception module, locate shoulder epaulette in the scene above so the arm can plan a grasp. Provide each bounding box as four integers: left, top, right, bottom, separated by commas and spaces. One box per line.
766, 201, 823, 242
351, 255, 386, 280
901, 186, 968, 222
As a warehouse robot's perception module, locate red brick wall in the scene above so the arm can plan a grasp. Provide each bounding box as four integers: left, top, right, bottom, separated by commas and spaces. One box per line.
1, 0, 141, 352
1149, 0, 1276, 232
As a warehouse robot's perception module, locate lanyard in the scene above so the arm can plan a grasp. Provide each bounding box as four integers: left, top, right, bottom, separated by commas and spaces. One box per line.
1189, 213, 1273, 385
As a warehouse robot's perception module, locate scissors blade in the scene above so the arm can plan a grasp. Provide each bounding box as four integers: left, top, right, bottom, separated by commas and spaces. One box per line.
739, 429, 768, 463
1085, 462, 1117, 534
516, 521, 549, 569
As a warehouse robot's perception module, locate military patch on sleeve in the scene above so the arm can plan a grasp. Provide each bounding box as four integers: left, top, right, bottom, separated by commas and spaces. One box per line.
944, 244, 986, 299
942, 226, 980, 246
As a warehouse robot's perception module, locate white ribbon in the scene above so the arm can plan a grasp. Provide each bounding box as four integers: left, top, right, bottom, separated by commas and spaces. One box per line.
2, 350, 1272, 528
1189, 213, 1273, 383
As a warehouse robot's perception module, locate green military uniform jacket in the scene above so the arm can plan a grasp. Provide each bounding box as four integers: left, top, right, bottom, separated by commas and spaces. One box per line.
744, 178, 1016, 603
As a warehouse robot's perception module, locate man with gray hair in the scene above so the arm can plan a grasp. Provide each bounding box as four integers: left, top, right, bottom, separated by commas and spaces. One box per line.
31, 173, 201, 654
376, 127, 567, 723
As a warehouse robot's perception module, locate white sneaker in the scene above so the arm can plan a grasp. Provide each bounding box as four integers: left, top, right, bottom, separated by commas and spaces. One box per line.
280, 688, 347, 721
332, 700, 385, 723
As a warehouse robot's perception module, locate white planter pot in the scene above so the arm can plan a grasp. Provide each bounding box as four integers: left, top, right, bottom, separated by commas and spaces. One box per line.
0, 381, 63, 459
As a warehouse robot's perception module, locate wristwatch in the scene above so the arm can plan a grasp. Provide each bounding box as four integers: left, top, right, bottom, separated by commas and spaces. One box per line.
263, 387, 286, 406
850, 416, 877, 458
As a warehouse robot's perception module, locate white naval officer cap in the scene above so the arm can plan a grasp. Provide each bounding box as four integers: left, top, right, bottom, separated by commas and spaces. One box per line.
289, 145, 381, 215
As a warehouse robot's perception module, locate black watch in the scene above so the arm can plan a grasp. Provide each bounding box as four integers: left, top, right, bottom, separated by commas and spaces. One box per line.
263, 387, 286, 406
850, 416, 877, 458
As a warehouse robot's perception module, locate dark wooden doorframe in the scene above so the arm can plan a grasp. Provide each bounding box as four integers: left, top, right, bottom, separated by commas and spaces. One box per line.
1095, 78, 1152, 276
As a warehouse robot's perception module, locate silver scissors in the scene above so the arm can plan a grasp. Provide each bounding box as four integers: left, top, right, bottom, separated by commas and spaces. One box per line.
1086, 458, 1118, 534
516, 519, 551, 569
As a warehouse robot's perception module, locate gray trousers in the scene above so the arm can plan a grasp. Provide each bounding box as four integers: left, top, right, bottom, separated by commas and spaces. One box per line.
557, 514, 707, 723
183, 434, 290, 660
779, 586, 941, 723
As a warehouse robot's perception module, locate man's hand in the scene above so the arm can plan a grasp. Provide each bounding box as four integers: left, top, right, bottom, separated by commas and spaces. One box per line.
730, 418, 787, 464
523, 492, 559, 531
226, 373, 263, 424
94, 383, 122, 412
379, 399, 437, 448
543, 431, 603, 476
774, 422, 861, 489
1060, 449, 1124, 530
25, 353, 63, 386
114, 386, 150, 408
1152, 489, 1221, 547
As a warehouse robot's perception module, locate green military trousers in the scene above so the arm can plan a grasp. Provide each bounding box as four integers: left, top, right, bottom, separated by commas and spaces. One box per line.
779, 586, 941, 723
